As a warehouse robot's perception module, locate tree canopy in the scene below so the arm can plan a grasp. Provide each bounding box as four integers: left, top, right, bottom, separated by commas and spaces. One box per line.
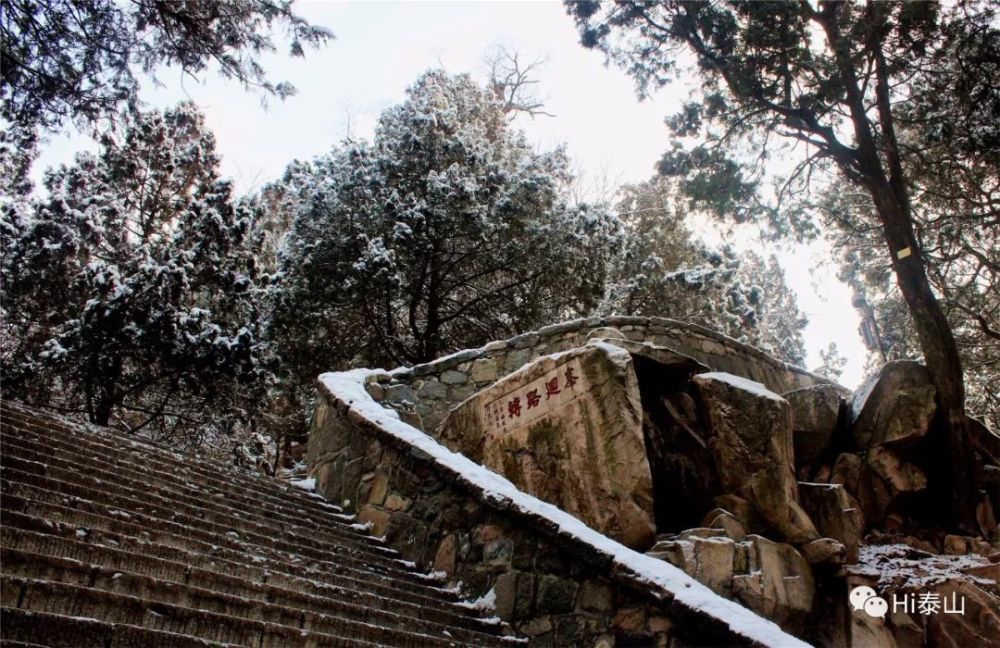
0, 0, 332, 132
567, 0, 996, 528
268, 70, 620, 384
1, 103, 273, 446
602, 177, 807, 365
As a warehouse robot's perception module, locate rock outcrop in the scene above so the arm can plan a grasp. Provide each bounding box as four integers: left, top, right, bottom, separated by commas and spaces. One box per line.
785, 384, 845, 473
647, 530, 816, 634
798, 482, 865, 562
846, 543, 1000, 648
439, 341, 656, 549
850, 360, 937, 449
315, 322, 1000, 647
692, 372, 819, 543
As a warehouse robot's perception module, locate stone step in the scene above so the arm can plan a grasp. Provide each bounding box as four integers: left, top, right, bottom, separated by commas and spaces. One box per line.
0, 542, 501, 637
0, 427, 366, 542
0, 607, 239, 647
0, 402, 516, 646
0, 404, 351, 529
2, 576, 490, 647
0, 466, 417, 583
0, 416, 364, 539
0, 402, 317, 498
0, 549, 505, 646
0, 441, 414, 578
0, 526, 473, 627
0, 496, 452, 607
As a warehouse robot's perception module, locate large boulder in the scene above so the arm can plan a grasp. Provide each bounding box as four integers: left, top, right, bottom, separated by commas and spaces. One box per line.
646, 533, 736, 596
646, 531, 815, 634
731, 535, 816, 633
850, 361, 936, 449
692, 372, 819, 543
866, 446, 928, 497
784, 384, 844, 470
830, 448, 928, 527
798, 482, 865, 562
845, 573, 898, 648
921, 580, 1000, 648
438, 341, 656, 549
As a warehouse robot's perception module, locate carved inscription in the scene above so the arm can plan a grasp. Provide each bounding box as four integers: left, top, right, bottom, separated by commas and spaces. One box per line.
482, 359, 586, 437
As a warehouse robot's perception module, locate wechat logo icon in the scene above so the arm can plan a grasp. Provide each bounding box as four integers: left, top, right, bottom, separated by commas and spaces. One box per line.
850, 585, 888, 619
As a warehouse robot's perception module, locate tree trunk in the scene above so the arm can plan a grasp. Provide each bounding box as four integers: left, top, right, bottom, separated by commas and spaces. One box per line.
866, 181, 981, 529
821, 4, 982, 530
92, 393, 113, 427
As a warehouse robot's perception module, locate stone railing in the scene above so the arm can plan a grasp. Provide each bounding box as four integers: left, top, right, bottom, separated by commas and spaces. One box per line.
368, 316, 835, 433
308, 370, 809, 648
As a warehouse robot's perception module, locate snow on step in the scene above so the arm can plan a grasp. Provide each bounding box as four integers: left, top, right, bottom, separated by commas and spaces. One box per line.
0, 400, 511, 647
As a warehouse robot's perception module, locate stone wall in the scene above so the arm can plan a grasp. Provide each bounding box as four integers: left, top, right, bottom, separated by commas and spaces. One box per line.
367, 316, 835, 433
308, 375, 805, 648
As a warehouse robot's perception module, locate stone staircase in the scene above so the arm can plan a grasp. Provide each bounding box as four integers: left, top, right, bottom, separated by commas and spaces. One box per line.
0, 400, 514, 647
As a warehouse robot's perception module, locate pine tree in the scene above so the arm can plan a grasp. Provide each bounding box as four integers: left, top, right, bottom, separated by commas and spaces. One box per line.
1, 0, 332, 132
813, 342, 848, 381
603, 178, 807, 365
268, 70, 621, 381
1, 103, 272, 447
567, 0, 989, 528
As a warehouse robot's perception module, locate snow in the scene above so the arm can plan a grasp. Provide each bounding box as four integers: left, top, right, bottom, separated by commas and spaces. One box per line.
458, 586, 497, 612
697, 371, 786, 402
318, 369, 811, 648
853, 543, 996, 590
289, 477, 317, 492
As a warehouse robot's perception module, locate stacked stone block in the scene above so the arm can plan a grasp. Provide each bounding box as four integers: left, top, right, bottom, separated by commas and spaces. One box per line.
309, 382, 770, 648
368, 316, 833, 433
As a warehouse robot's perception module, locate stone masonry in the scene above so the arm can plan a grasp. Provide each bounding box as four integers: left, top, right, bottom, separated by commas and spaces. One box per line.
311, 320, 1000, 648
367, 316, 834, 434
309, 372, 808, 648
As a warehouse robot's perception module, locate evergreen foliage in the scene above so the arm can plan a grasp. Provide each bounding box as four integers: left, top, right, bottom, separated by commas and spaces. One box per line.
1, 104, 273, 448
268, 70, 620, 382
602, 178, 807, 364
827, 4, 1000, 428
0, 0, 332, 132
812, 342, 847, 381
566, 0, 993, 526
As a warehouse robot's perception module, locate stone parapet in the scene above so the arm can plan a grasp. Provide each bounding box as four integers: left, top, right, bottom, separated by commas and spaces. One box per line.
368, 316, 835, 433
309, 370, 810, 648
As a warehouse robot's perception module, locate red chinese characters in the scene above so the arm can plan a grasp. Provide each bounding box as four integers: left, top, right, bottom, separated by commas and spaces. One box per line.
507, 396, 522, 418
489, 365, 582, 430
545, 376, 560, 399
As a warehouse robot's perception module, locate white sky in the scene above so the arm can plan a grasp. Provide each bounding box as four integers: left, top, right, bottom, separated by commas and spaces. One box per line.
33, 0, 867, 387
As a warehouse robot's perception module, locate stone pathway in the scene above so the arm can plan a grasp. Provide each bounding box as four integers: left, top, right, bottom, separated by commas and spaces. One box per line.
0, 401, 514, 646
